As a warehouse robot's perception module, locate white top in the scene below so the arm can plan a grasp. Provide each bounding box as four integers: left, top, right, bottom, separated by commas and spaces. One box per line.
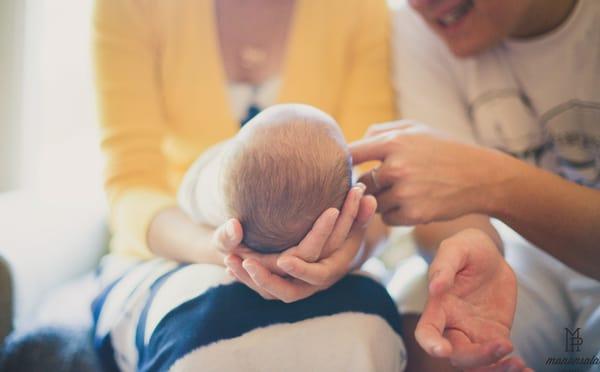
228, 78, 281, 123
177, 141, 231, 227
393, 0, 600, 188
177, 78, 281, 227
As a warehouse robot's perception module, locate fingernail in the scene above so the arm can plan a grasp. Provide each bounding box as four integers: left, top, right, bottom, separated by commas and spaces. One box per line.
495, 345, 509, 357
355, 182, 366, 191
353, 186, 365, 199
329, 208, 340, 219
432, 345, 443, 356
243, 261, 257, 276
226, 220, 236, 239
278, 258, 294, 272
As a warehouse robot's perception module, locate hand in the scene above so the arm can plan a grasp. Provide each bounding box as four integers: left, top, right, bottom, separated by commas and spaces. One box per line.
415, 228, 529, 371
350, 121, 523, 226
213, 184, 377, 302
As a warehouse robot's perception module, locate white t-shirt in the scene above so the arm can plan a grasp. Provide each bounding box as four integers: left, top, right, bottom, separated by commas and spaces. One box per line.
393, 0, 600, 188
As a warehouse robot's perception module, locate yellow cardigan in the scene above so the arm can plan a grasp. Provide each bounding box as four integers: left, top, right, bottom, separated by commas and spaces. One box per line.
94, 0, 396, 258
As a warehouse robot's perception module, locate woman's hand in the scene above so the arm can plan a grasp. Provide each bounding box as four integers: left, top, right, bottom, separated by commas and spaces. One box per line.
350, 121, 524, 226
213, 183, 377, 302
415, 228, 530, 371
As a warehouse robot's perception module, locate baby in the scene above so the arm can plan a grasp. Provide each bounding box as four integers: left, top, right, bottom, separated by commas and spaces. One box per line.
178, 104, 352, 253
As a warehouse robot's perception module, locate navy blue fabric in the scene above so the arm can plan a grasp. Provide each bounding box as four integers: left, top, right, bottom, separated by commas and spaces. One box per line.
91, 261, 173, 372
90, 277, 122, 372
241, 104, 261, 126
139, 274, 402, 372
134, 264, 188, 370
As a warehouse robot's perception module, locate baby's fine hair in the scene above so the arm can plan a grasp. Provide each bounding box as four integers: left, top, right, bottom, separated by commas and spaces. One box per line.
224, 104, 352, 253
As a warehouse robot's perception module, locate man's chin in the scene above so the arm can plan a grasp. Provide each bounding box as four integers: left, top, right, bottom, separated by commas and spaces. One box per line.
445, 38, 501, 59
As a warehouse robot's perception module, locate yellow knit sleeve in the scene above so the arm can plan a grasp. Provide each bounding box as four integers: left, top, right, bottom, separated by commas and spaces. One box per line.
337, 0, 397, 143
94, 0, 175, 258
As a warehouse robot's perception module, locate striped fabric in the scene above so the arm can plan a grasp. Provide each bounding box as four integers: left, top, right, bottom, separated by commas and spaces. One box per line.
92, 260, 407, 372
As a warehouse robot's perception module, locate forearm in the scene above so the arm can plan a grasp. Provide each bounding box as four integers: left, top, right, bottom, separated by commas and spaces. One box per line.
147, 206, 224, 265
489, 162, 600, 280
413, 214, 502, 257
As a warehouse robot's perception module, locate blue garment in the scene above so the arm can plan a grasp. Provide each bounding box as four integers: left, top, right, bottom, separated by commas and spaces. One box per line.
91, 261, 404, 372
241, 104, 262, 127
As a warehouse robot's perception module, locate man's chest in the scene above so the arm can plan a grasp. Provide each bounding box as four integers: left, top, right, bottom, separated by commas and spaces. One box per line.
462, 46, 600, 188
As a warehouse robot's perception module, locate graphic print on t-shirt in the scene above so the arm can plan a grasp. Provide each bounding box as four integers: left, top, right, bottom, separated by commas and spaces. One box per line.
470, 96, 600, 189
541, 100, 600, 187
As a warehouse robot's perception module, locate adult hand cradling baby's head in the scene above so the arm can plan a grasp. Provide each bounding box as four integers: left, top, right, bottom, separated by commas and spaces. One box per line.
216, 183, 376, 302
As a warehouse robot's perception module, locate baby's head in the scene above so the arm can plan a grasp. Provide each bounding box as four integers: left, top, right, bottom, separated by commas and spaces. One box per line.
223, 104, 352, 253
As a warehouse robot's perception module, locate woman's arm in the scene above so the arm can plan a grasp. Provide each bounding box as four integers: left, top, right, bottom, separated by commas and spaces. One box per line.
95, 0, 175, 258
147, 207, 223, 265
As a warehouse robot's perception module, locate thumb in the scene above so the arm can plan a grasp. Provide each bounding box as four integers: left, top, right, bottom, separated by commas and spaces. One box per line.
428, 240, 467, 296
213, 219, 243, 254
349, 134, 392, 165
415, 297, 453, 358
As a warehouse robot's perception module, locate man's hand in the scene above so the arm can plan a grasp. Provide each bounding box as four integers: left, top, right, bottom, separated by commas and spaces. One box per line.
415, 228, 529, 371
350, 121, 524, 226
213, 184, 377, 302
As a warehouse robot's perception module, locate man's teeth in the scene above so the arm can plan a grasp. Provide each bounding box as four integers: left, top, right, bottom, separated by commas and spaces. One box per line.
438, 0, 473, 27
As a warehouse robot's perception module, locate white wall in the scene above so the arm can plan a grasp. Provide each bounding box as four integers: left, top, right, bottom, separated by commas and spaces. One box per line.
20, 0, 104, 206
0, 0, 25, 192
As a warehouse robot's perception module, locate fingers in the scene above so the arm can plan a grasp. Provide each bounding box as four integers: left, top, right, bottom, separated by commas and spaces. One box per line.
357, 166, 395, 195
224, 254, 276, 300
213, 219, 243, 254
276, 194, 376, 286
321, 184, 365, 257
349, 133, 393, 165
364, 121, 416, 138
241, 258, 313, 303
445, 329, 513, 369
285, 208, 339, 262
414, 298, 453, 358
318, 194, 377, 271
352, 194, 377, 229
275, 256, 332, 286
373, 185, 403, 214
357, 168, 384, 195
234, 248, 286, 276
467, 356, 530, 372
427, 239, 468, 297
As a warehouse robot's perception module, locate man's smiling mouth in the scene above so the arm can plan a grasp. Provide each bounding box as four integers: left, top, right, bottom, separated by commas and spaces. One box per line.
437, 0, 474, 27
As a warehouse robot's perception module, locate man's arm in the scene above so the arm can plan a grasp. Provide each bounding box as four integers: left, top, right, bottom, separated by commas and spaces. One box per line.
414, 214, 502, 257
488, 159, 600, 280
